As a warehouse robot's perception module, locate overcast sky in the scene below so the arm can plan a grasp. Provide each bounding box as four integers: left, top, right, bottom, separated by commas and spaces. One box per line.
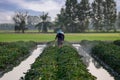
0, 0, 120, 23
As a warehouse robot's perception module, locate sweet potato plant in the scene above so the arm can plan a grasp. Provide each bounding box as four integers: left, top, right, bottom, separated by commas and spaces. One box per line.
24, 45, 96, 80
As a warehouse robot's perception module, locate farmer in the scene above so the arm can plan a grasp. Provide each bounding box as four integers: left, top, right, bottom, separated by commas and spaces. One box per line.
55, 29, 64, 48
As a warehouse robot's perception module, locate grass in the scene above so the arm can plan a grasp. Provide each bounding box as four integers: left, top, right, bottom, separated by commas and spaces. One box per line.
0, 30, 54, 33
0, 34, 55, 42
0, 33, 120, 42
65, 33, 120, 42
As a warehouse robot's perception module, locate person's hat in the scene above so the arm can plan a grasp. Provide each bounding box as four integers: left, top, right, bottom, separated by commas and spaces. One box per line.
57, 29, 64, 34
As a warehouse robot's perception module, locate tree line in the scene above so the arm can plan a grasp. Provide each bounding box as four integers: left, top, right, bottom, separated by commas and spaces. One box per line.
12, 11, 52, 33
56, 0, 120, 33
10, 0, 120, 33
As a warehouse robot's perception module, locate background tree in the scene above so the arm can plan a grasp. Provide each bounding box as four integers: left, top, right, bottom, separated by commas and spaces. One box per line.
116, 12, 120, 30
57, 0, 91, 33
92, 0, 117, 32
65, 0, 78, 32
13, 11, 28, 33
103, 0, 117, 32
27, 16, 40, 25
36, 12, 51, 32
55, 8, 67, 32
77, 0, 91, 32
56, 0, 117, 33
92, 0, 104, 32
27, 16, 40, 30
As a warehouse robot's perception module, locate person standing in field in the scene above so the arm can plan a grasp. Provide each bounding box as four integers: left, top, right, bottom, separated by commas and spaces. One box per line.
55, 29, 64, 48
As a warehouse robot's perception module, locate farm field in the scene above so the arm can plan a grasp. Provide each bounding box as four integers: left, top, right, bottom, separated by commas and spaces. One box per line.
90, 40, 120, 79
0, 33, 120, 42
24, 44, 96, 80
0, 41, 36, 76
92, 41, 120, 76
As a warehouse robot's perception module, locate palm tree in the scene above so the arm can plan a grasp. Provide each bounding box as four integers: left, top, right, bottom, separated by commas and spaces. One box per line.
36, 12, 51, 32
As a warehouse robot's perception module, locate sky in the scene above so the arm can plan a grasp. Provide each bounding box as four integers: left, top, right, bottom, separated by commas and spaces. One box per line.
0, 0, 120, 23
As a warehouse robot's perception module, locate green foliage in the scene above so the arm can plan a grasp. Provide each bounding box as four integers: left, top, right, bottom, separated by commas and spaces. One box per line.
13, 11, 28, 33
103, 0, 117, 32
117, 12, 120, 29
35, 12, 52, 33
0, 41, 36, 70
77, 0, 91, 32
55, 8, 66, 32
56, 0, 91, 32
92, 42, 120, 75
114, 40, 120, 46
56, 0, 117, 32
56, 0, 79, 32
92, 0, 117, 32
24, 45, 96, 80
92, 0, 104, 31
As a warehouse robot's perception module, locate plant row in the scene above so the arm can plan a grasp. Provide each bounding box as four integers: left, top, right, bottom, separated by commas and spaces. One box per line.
24, 45, 96, 80
0, 41, 36, 72
92, 41, 120, 75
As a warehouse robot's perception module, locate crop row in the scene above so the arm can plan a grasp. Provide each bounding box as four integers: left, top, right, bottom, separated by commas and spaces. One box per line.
92, 41, 120, 75
0, 41, 36, 74
24, 45, 96, 80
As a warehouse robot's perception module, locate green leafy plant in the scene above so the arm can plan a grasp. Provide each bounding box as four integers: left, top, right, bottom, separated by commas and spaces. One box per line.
24, 44, 96, 80
0, 41, 36, 74
92, 42, 120, 75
